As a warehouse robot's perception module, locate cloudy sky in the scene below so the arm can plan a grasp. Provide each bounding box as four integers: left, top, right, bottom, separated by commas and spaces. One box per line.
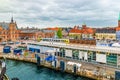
0, 0, 120, 28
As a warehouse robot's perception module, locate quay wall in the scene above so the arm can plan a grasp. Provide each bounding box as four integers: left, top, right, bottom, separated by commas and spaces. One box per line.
0, 53, 114, 80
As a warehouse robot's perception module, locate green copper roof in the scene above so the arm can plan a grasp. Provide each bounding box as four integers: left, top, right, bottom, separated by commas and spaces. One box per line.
118, 12, 120, 20
82, 22, 86, 25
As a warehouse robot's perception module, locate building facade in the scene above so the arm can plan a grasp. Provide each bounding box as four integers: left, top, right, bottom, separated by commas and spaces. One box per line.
19, 27, 45, 40
95, 28, 116, 40
69, 26, 82, 39
0, 17, 20, 42
81, 24, 95, 39
69, 24, 94, 39
43, 27, 60, 38
116, 13, 120, 40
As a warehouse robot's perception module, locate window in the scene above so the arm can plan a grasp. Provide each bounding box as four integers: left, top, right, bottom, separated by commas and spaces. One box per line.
107, 54, 117, 67
72, 49, 79, 60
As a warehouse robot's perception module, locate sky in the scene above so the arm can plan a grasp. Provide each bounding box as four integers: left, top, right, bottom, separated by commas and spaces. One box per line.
0, 0, 120, 28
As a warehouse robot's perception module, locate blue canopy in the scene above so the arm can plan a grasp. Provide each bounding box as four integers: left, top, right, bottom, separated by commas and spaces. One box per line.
45, 55, 57, 62
3, 46, 11, 53
13, 48, 22, 55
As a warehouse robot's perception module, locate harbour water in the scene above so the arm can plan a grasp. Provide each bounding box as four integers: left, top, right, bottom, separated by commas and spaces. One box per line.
6, 60, 93, 80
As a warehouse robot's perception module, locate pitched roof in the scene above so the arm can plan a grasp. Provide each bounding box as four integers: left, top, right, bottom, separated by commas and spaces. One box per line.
47, 27, 59, 31
21, 29, 40, 33
81, 28, 94, 34
0, 22, 9, 30
69, 28, 81, 33
116, 27, 120, 31
96, 28, 116, 33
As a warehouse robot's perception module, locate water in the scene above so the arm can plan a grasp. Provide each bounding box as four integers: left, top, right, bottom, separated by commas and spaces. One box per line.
6, 60, 93, 80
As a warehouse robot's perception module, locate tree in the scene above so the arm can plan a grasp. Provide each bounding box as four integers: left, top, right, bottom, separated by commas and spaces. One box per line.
57, 29, 62, 38
37, 37, 41, 42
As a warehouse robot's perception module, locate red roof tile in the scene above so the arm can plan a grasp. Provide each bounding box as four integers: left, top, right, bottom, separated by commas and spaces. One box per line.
69, 28, 81, 33
81, 28, 94, 34
116, 27, 120, 31
47, 27, 59, 31
69, 25, 94, 34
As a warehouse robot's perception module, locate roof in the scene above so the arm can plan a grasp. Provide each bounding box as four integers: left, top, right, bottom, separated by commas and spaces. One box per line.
21, 30, 39, 33
69, 25, 94, 34
0, 22, 9, 30
119, 12, 120, 20
81, 28, 94, 34
69, 28, 81, 33
47, 27, 59, 31
116, 27, 120, 31
42, 30, 55, 33
96, 28, 116, 33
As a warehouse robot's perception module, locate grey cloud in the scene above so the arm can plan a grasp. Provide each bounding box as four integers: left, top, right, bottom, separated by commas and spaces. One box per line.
0, 0, 120, 28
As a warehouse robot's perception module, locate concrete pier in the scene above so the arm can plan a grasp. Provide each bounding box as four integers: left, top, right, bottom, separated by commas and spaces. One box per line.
0, 52, 114, 80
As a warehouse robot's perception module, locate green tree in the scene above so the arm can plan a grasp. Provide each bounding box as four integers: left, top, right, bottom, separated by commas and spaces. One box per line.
57, 29, 62, 38
37, 37, 41, 42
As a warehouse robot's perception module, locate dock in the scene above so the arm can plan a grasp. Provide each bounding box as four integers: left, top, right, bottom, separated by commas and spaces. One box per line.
0, 52, 114, 80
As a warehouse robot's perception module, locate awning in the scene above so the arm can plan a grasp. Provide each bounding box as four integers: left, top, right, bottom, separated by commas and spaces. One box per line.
112, 43, 120, 47
45, 55, 57, 62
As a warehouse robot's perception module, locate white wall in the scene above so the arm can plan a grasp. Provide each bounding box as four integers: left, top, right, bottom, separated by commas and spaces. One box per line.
96, 53, 106, 63
79, 51, 84, 59
84, 52, 88, 60
65, 49, 72, 57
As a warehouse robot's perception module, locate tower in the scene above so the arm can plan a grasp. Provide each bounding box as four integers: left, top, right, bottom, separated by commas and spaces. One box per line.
11, 17, 14, 23
118, 13, 120, 27
82, 22, 87, 29
9, 17, 15, 30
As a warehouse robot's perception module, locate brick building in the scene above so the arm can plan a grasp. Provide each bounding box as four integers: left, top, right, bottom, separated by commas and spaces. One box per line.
69, 24, 95, 45
42, 27, 60, 38
0, 17, 20, 42
95, 28, 116, 40
19, 27, 45, 40
69, 24, 95, 39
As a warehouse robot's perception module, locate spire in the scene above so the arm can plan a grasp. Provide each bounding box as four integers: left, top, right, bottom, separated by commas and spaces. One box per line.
11, 16, 14, 23
118, 12, 120, 20
82, 22, 86, 29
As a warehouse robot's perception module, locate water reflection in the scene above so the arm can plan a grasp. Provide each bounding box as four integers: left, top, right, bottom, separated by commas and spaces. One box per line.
6, 60, 93, 80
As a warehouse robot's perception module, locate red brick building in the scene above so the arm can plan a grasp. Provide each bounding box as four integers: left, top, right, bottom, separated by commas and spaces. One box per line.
19, 27, 45, 40
0, 17, 20, 42
43, 27, 60, 38
69, 24, 95, 39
